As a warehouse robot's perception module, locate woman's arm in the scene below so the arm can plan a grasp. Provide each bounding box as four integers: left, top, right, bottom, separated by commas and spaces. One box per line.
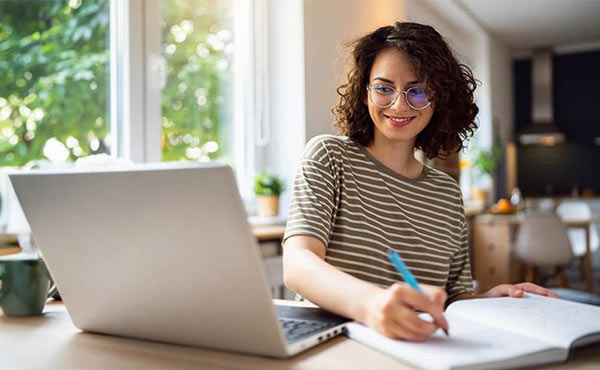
283, 235, 449, 341
448, 283, 559, 306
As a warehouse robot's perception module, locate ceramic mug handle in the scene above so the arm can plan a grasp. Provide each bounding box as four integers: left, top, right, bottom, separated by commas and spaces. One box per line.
41, 260, 57, 300
0, 263, 5, 302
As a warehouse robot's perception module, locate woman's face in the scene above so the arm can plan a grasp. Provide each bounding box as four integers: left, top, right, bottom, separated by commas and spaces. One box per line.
366, 47, 434, 147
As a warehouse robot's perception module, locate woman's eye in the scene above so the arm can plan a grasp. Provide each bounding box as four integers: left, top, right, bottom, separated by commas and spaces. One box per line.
373, 86, 394, 94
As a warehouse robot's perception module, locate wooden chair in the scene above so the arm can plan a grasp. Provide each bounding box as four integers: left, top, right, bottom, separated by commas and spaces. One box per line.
556, 201, 599, 257
514, 211, 574, 287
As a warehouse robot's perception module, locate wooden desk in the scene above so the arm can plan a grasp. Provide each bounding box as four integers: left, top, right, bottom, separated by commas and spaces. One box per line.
252, 224, 286, 243
0, 245, 21, 256
472, 214, 598, 292
0, 232, 20, 256
1, 303, 599, 370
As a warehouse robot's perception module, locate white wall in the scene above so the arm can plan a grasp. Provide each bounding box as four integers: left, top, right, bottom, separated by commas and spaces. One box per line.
303, 0, 405, 140
264, 0, 306, 217
406, 1, 477, 64
489, 38, 513, 143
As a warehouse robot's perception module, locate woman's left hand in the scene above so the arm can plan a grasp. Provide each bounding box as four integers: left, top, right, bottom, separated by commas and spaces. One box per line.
482, 282, 559, 299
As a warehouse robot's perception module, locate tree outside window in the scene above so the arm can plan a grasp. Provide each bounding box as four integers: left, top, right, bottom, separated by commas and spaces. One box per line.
0, 0, 233, 167
160, 0, 234, 164
0, 0, 110, 167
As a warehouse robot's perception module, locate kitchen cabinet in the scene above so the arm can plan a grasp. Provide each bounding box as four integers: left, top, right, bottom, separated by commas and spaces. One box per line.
472, 215, 524, 293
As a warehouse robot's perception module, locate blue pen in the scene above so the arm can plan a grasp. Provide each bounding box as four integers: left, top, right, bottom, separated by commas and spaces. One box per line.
387, 249, 449, 336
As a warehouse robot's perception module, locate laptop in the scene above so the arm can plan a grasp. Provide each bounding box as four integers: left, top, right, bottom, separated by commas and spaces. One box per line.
9, 162, 348, 357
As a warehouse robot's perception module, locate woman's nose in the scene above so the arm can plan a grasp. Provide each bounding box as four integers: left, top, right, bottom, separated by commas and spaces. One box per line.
390, 92, 411, 111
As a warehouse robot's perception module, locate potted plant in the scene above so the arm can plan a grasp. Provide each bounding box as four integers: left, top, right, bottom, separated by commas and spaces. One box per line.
254, 170, 285, 217
470, 143, 503, 204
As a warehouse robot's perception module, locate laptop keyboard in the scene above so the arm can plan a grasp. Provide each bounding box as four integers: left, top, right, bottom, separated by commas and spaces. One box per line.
279, 318, 336, 343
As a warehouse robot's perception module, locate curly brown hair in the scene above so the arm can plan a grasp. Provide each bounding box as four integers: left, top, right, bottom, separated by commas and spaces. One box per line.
332, 22, 479, 159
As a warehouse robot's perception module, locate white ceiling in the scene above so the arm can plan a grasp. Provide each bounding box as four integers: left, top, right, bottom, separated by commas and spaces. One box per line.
455, 0, 600, 52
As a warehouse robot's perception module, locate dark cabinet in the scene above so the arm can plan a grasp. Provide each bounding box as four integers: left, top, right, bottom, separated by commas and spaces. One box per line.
554, 51, 600, 145
514, 50, 600, 146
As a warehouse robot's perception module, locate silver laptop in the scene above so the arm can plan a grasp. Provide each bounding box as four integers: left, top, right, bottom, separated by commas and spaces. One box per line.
9, 163, 348, 357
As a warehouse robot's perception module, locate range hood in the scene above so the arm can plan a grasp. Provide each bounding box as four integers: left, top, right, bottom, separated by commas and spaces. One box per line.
518, 49, 566, 146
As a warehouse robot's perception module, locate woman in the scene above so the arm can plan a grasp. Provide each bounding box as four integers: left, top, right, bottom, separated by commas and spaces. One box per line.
282, 22, 557, 342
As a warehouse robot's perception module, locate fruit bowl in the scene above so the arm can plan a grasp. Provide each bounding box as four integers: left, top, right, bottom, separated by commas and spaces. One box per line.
489, 204, 517, 214
489, 199, 517, 214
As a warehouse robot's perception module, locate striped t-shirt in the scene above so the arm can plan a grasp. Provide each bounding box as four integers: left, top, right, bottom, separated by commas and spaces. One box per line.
284, 134, 474, 300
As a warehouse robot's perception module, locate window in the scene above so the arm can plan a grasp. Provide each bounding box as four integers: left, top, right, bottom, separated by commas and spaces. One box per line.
0, 0, 111, 167
160, 0, 234, 165
111, 0, 255, 196
0, 0, 258, 220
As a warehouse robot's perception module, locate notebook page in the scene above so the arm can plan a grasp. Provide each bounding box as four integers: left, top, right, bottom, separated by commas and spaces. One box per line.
346, 312, 565, 370
446, 294, 600, 348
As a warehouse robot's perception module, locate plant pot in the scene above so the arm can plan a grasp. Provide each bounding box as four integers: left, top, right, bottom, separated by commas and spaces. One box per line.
471, 187, 489, 205
256, 195, 280, 217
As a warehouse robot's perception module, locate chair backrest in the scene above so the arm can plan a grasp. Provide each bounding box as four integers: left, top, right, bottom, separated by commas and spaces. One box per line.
556, 201, 592, 219
536, 198, 556, 213
556, 201, 599, 253
514, 211, 574, 267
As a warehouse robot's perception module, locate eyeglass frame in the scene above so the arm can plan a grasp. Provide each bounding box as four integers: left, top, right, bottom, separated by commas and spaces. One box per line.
366, 85, 432, 110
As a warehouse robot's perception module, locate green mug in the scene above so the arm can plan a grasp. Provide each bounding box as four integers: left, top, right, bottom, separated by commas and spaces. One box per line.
0, 255, 56, 316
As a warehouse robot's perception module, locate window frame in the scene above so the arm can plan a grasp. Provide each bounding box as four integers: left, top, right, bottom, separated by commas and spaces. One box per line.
110, 0, 161, 163
110, 0, 255, 199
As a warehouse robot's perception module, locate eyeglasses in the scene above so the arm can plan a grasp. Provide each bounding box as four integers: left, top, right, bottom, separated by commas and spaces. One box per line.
366, 85, 432, 110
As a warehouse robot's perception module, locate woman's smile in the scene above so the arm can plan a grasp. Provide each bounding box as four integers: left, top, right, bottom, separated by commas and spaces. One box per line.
384, 114, 416, 128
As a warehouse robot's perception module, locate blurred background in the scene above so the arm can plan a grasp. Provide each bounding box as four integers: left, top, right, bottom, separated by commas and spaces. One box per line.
0, 0, 599, 297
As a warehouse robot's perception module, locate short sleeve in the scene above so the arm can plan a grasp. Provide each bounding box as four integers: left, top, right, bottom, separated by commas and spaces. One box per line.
445, 217, 475, 299
283, 136, 338, 248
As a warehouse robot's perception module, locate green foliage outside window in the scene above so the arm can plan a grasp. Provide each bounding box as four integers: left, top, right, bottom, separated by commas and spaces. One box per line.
161, 0, 233, 163
0, 0, 232, 167
0, 0, 110, 167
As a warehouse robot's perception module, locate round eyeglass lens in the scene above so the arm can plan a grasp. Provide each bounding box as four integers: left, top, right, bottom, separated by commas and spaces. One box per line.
406, 87, 429, 108
371, 86, 395, 107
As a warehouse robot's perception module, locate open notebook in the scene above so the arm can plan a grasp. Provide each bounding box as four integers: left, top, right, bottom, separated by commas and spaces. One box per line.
346, 293, 600, 370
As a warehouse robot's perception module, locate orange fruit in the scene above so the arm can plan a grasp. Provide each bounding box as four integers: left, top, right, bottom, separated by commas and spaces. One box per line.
497, 198, 512, 213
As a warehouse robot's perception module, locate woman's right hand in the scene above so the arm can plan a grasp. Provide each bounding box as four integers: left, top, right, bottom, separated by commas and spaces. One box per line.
362, 282, 448, 341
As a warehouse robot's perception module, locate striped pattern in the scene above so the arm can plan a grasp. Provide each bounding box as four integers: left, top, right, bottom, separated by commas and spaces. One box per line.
284, 134, 473, 299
